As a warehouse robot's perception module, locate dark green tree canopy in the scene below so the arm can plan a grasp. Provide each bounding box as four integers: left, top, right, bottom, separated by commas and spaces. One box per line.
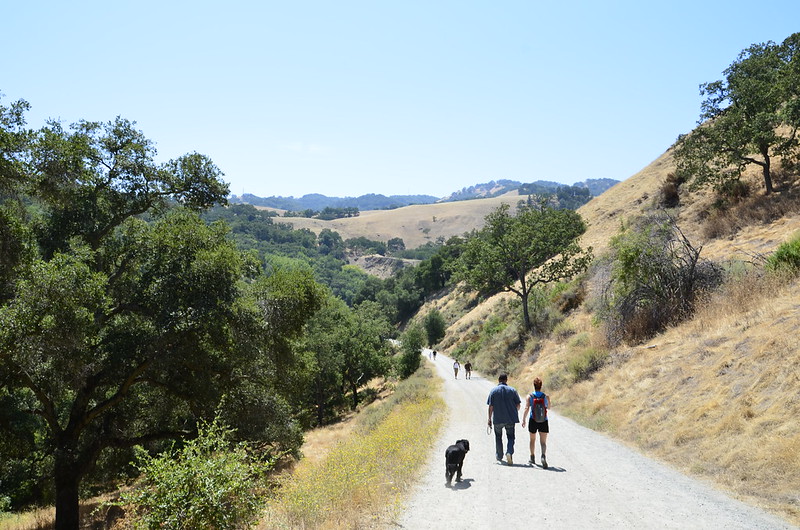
675, 32, 800, 195
0, 103, 325, 529
456, 204, 592, 331
423, 308, 446, 348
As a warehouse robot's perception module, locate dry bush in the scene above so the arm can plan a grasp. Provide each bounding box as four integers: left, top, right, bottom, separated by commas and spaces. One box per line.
701, 179, 800, 240
658, 172, 686, 208
600, 214, 723, 346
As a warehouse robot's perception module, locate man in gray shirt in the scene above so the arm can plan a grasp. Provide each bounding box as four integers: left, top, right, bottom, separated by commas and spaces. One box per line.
487, 373, 521, 465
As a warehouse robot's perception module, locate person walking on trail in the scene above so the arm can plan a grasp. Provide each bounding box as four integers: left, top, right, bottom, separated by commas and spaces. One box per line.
453, 360, 460, 379
487, 373, 521, 465
464, 361, 472, 379
432, 350, 437, 360
521, 376, 550, 468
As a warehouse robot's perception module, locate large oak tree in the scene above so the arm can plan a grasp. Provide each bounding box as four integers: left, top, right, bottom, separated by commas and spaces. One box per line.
0, 103, 324, 529
675, 32, 800, 195
455, 204, 591, 332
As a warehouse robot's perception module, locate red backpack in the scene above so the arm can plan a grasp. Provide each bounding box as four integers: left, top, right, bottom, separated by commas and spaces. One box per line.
530, 393, 547, 423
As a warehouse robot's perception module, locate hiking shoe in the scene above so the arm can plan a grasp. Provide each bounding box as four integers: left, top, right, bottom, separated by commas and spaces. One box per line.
505, 453, 513, 465
541, 455, 548, 469
528, 456, 536, 465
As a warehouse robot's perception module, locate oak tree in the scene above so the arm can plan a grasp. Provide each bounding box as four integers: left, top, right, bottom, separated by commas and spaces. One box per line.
675, 33, 800, 195
0, 110, 324, 529
456, 204, 592, 332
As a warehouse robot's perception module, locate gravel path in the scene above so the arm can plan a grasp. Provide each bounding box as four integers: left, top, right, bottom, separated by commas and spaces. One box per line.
393, 351, 794, 529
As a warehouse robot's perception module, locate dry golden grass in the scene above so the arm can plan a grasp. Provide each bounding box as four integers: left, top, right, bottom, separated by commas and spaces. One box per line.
413, 145, 800, 524
0, 508, 54, 530
553, 275, 800, 524
260, 366, 445, 529
258, 192, 523, 249
0, 495, 123, 530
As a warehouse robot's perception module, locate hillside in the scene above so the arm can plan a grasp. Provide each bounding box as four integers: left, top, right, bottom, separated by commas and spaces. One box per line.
421, 147, 800, 524
257, 191, 525, 249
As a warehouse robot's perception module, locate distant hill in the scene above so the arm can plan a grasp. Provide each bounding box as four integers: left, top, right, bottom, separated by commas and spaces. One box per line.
576, 178, 619, 196
230, 192, 439, 211
258, 192, 525, 250
233, 177, 620, 212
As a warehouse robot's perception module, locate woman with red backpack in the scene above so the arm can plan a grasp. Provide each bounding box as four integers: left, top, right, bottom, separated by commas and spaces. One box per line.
521, 377, 550, 468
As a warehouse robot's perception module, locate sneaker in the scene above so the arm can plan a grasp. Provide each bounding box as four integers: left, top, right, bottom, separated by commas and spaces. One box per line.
528, 455, 536, 465
541, 455, 548, 469
505, 453, 513, 465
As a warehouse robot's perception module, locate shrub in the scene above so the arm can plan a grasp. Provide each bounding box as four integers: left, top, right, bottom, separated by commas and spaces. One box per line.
398, 323, 424, 378
120, 420, 270, 530
767, 232, 800, 274
601, 213, 722, 345
551, 319, 576, 341
423, 308, 446, 347
658, 177, 681, 208
567, 347, 609, 382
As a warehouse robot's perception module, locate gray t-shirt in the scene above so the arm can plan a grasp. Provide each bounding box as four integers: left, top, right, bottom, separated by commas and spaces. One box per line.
487, 383, 521, 424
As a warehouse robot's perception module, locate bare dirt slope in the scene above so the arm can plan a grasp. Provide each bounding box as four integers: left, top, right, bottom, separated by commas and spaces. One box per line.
258, 192, 522, 249
393, 352, 793, 529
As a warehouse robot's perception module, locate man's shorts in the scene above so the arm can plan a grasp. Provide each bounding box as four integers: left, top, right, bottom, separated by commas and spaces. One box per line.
528, 420, 549, 433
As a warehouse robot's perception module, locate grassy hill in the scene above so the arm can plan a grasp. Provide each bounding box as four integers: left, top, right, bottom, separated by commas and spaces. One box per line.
257, 191, 526, 249
414, 147, 800, 524
258, 143, 800, 523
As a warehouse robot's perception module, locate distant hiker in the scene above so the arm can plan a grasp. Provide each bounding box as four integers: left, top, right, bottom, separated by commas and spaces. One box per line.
487, 374, 521, 465
433, 350, 437, 360
464, 361, 472, 379
522, 376, 550, 468
453, 360, 460, 379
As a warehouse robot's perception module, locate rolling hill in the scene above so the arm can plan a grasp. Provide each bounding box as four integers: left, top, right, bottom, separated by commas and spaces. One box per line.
256, 191, 529, 249
417, 146, 800, 524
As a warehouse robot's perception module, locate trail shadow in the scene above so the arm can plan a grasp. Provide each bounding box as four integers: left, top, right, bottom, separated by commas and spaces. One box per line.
526, 463, 567, 472
446, 478, 474, 490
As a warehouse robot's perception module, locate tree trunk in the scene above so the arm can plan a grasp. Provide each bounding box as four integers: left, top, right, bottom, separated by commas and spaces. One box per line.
350, 380, 359, 410
521, 291, 531, 332
762, 148, 774, 194
54, 451, 81, 530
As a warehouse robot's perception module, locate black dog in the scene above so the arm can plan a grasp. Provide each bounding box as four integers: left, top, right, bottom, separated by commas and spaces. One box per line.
444, 439, 470, 486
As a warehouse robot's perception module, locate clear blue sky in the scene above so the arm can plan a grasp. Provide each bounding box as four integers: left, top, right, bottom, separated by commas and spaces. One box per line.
3, 1, 799, 199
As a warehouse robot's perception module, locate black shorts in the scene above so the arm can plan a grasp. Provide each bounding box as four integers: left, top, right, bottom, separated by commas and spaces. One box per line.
528, 420, 549, 433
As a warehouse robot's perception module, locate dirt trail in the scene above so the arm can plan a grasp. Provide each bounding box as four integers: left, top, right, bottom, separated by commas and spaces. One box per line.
393, 351, 794, 529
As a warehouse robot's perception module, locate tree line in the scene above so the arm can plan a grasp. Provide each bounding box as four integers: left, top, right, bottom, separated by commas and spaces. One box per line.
0, 100, 434, 528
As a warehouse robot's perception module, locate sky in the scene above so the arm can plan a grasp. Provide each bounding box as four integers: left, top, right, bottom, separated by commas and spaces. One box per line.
3, 1, 799, 199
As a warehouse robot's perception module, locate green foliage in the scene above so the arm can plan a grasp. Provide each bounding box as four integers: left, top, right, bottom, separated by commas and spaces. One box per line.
674, 32, 800, 195
455, 203, 592, 331
567, 347, 609, 383
345, 236, 386, 255
450, 314, 519, 376
301, 297, 393, 418
423, 309, 446, 347
121, 420, 269, 530
767, 232, 800, 274
601, 214, 722, 345
0, 103, 325, 525
398, 324, 424, 378
518, 184, 593, 210
386, 237, 406, 254
201, 204, 368, 304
